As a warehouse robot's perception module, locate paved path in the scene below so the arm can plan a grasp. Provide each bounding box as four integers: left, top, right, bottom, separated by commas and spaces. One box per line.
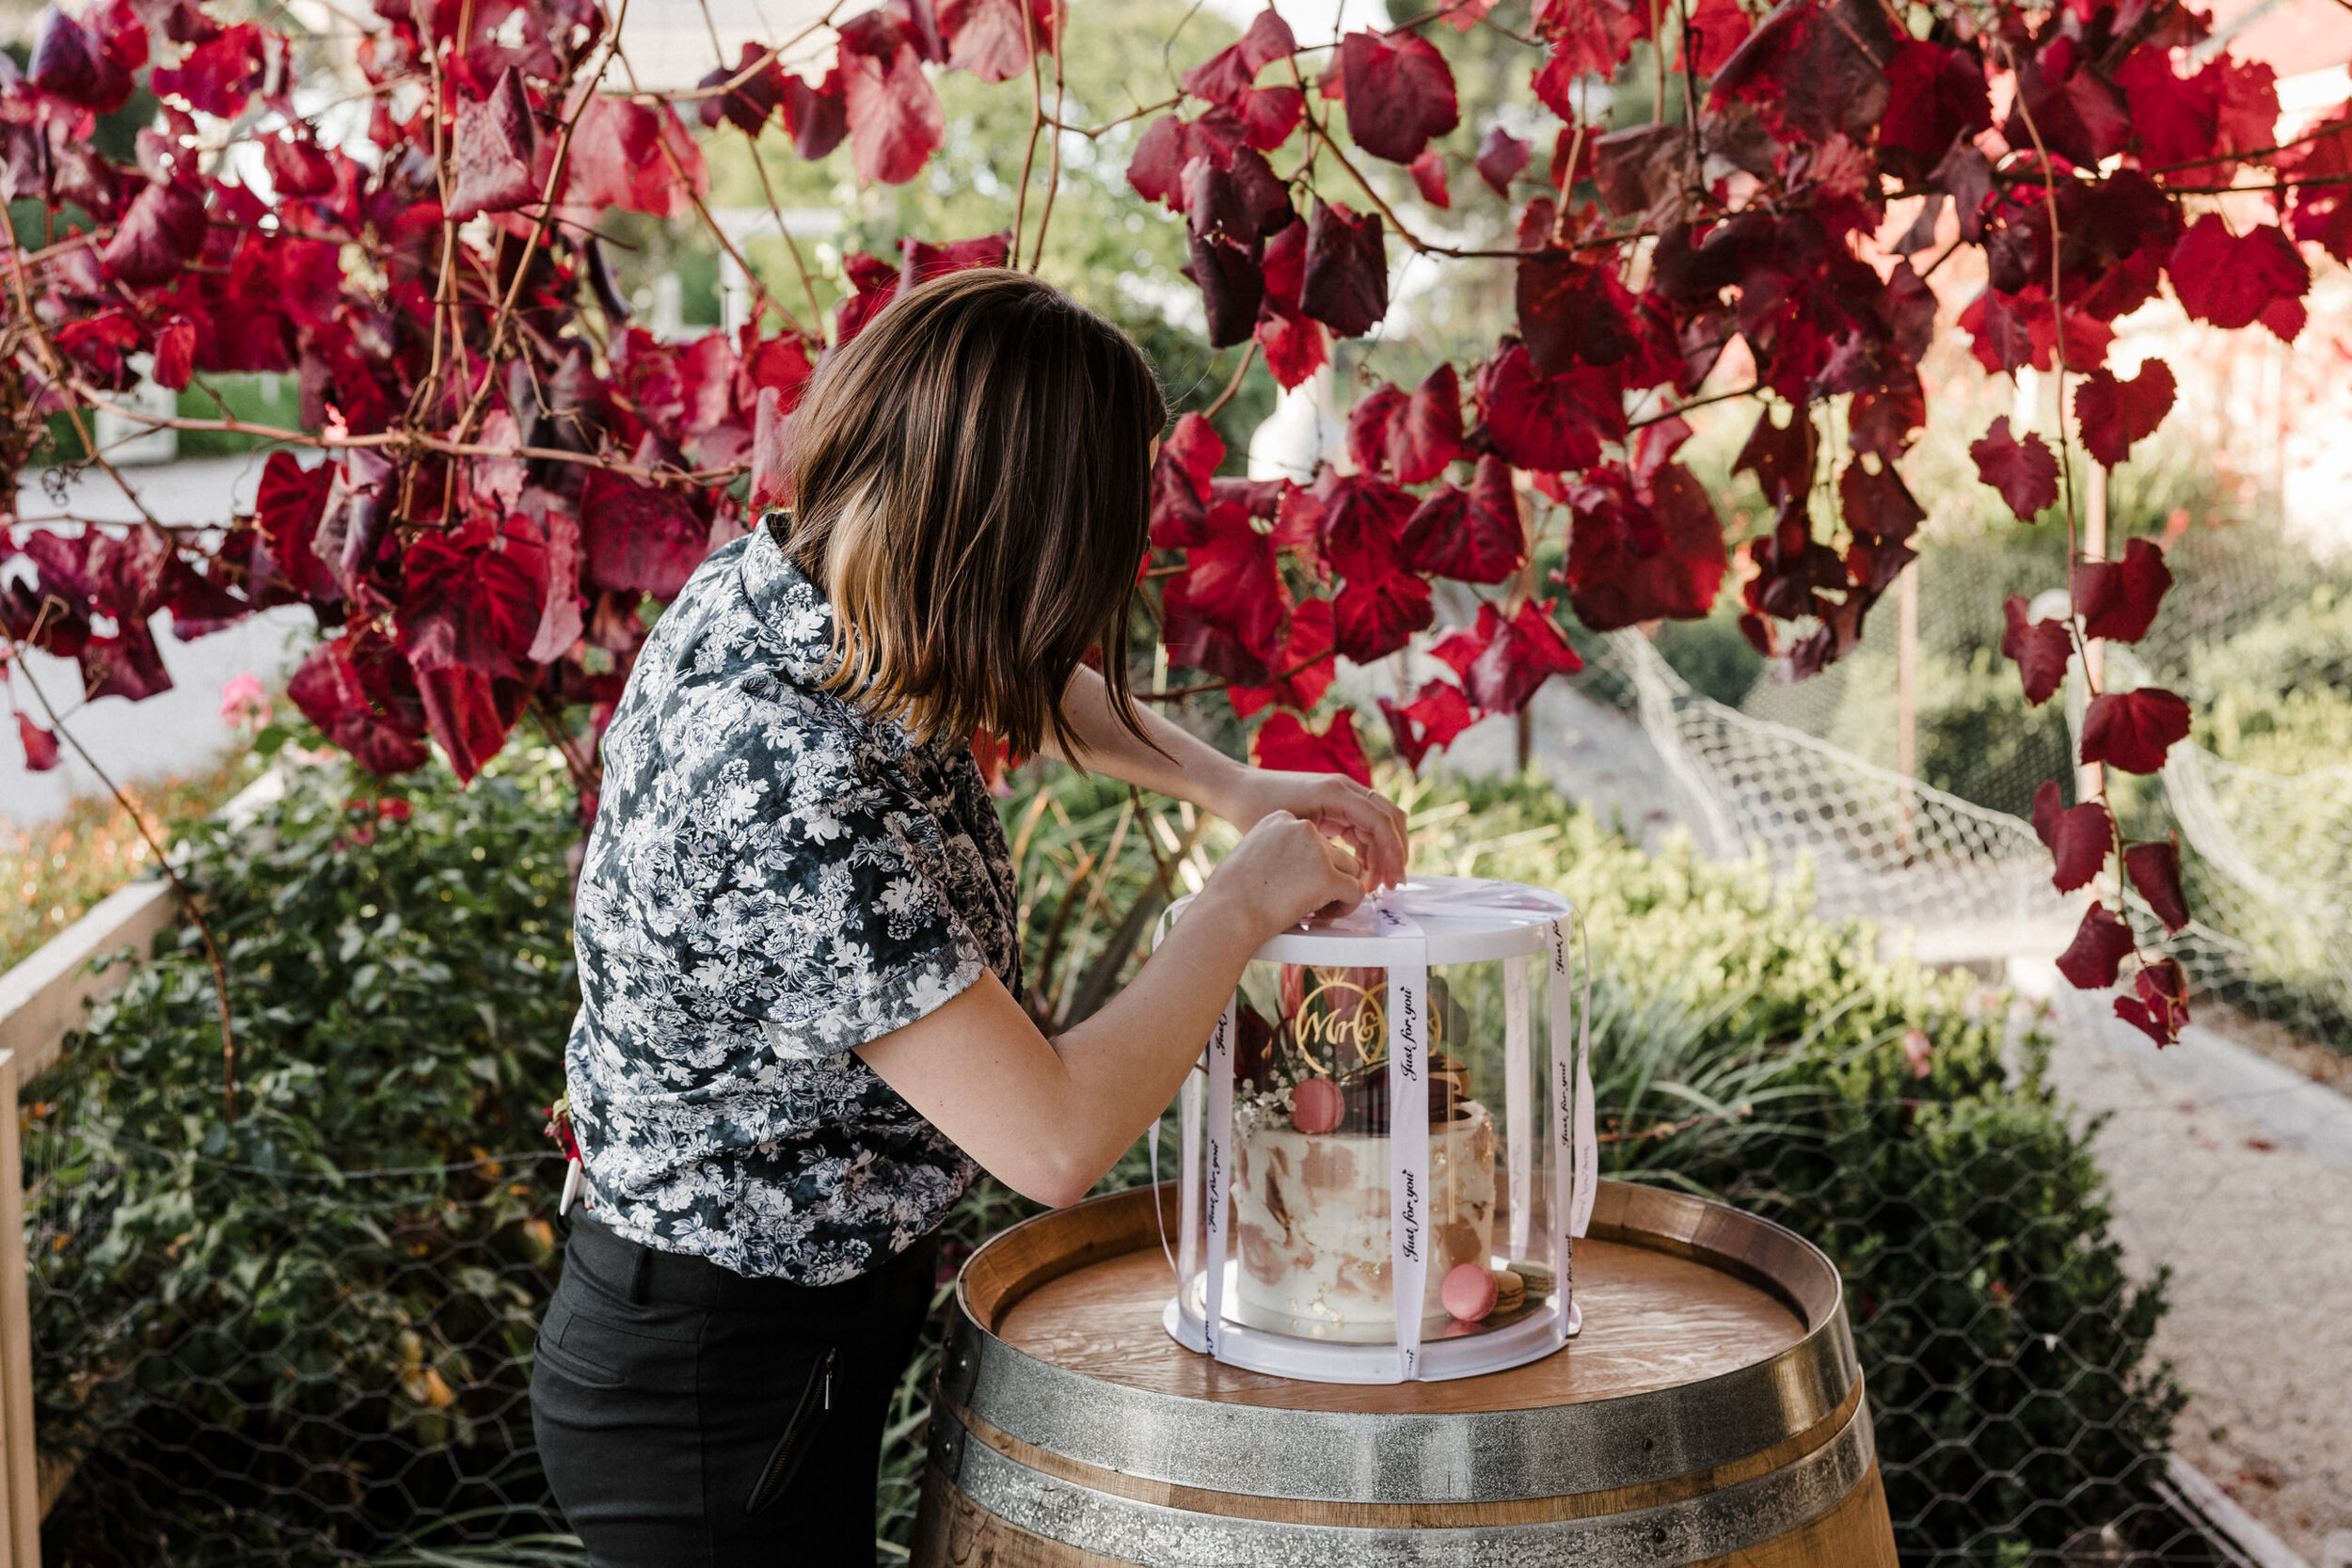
2040, 984, 2352, 1564
4, 457, 312, 830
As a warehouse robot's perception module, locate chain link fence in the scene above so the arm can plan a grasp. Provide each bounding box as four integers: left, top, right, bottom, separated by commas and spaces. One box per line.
21, 1069, 2275, 1566
25, 1092, 571, 1567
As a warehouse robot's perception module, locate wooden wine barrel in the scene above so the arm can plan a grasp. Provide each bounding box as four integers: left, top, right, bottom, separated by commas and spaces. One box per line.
912, 1179, 1896, 1568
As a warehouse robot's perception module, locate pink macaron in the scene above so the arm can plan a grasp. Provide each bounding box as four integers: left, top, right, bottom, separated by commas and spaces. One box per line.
1441, 1261, 1499, 1323
1291, 1077, 1345, 1134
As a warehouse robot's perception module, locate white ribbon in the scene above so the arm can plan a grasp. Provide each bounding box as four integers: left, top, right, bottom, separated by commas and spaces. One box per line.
1177, 1067, 1202, 1288
1504, 952, 1532, 1260
1375, 896, 1431, 1383
1201, 1004, 1236, 1358
1570, 918, 1597, 1243
1543, 912, 1597, 1344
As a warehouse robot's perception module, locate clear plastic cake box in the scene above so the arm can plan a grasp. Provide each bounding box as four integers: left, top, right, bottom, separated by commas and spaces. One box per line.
1152, 876, 1594, 1386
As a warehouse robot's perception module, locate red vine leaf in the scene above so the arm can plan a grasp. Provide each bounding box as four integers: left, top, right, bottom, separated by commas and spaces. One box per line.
452, 67, 541, 220
580, 470, 709, 600
695, 43, 787, 134
1399, 454, 1523, 584
102, 179, 209, 288
1531, 0, 1643, 101
840, 33, 946, 185
1517, 250, 1635, 375
2001, 595, 2073, 706
2030, 780, 2112, 895
416, 666, 521, 786
1970, 416, 2058, 522
16, 713, 60, 771
2123, 835, 2191, 933
1387, 363, 1464, 485
2072, 359, 2175, 469
1254, 297, 1328, 389
288, 634, 430, 778
151, 22, 264, 117
1227, 596, 1335, 717
152, 315, 196, 391
1379, 677, 1476, 770
1182, 503, 1288, 659
2072, 537, 2172, 645
2079, 688, 2192, 774
1476, 341, 1625, 472
2056, 902, 2136, 990
1298, 200, 1388, 339
1407, 149, 1451, 208
783, 71, 850, 160
1332, 568, 1434, 664
1837, 457, 1924, 543
2167, 214, 2310, 331
1336, 29, 1457, 165
1734, 403, 1818, 506
1183, 8, 1295, 105
1475, 127, 1531, 198
396, 512, 547, 681
2114, 958, 2189, 1046
1187, 234, 1266, 348
29, 5, 134, 113
1251, 705, 1372, 786
563, 90, 708, 217
939, 0, 1057, 84
1876, 40, 1990, 171
1149, 412, 1224, 549
1559, 464, 1726, 631
1677, 0, 1753, 75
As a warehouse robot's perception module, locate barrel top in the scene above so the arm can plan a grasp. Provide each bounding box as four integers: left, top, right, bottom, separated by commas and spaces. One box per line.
942, 1180, 1861, 1506
998, 1233, 1802, 1413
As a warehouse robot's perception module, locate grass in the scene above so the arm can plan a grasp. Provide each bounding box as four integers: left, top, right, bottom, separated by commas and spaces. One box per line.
0, 753, 251, 973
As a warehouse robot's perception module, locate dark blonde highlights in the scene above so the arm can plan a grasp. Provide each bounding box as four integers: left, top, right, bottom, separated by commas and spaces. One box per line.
779, 268, 1167, 760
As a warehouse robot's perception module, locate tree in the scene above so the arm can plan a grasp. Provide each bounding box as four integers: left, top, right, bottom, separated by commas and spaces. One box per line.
5, 0, 2343, 1046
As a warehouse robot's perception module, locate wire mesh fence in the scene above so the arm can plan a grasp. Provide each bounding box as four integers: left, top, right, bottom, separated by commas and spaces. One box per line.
25, 1083, 571, 1567
20, 1065, 2293, 1567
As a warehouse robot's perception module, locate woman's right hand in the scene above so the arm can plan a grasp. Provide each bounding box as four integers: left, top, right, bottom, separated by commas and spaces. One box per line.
1200, 811, 1367, 940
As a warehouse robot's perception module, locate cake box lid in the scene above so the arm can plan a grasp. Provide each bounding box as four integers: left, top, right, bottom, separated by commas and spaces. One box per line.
1172, 874, 1572, 968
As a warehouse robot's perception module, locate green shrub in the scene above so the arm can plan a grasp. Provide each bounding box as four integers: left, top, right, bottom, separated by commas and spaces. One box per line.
31, 751, 580, 1566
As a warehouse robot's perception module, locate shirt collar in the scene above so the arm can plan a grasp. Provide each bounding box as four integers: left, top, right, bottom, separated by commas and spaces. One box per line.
738, 514, 841, 689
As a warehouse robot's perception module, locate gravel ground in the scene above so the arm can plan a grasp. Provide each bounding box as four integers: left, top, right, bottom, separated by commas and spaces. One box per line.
2042, 990, 2352, 1564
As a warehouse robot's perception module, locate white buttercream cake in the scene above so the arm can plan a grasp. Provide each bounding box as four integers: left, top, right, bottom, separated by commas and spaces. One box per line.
1230, 1100, 1497, 1341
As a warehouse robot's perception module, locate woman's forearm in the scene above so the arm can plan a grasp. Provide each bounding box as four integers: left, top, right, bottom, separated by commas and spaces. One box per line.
855, 815, 1365, 1208
855, 884, 1263, 1207
1037, 665, 1248, 818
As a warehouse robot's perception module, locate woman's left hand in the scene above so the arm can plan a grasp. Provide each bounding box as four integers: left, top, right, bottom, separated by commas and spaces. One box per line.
1212, 768, 1411, 890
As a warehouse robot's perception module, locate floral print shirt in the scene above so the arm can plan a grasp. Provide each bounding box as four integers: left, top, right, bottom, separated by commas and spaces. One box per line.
564, 521, 1020, 1284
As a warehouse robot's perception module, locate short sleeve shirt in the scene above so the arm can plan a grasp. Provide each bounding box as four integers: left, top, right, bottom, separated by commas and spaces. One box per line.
563, 521, 1020, 1284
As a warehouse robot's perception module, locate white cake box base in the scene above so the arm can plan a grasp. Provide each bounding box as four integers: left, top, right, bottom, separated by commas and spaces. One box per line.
1164, 1261, 1583, 1384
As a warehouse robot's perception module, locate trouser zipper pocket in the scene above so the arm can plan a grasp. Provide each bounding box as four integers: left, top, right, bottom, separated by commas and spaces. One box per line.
745, 1346, 838, 1515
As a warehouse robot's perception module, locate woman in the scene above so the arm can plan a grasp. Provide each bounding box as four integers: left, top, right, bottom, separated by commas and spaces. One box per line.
531, 268, 1408, 1566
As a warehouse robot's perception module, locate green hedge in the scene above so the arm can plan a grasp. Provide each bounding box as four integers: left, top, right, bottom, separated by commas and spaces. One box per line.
27, 753, 2180, 1565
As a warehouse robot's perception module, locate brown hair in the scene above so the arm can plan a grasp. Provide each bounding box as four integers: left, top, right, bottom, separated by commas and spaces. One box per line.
779, 268, 1166, 760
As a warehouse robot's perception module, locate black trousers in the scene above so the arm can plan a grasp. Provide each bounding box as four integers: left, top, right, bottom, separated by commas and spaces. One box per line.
530, 1213, 938, 1567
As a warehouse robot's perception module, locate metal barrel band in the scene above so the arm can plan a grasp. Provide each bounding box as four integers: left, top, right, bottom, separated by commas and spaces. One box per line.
930, 1375, 1867, 1529
926, 1384, 1878, 1568
938, 1188, 1859, 1505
